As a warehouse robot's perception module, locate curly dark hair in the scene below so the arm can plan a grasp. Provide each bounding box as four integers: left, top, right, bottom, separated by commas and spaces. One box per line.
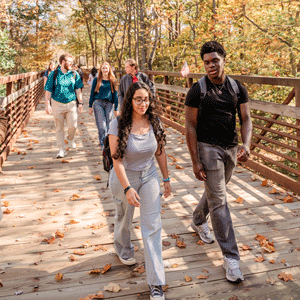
200, 41, 226, 60
112, 82, 166, 159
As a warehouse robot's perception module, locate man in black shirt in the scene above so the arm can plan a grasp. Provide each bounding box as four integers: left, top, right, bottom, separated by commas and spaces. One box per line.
185, 41, 252, 283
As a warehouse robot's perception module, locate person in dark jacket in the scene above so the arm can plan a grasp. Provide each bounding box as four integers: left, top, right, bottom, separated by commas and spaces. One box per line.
118, 59, 155, 109
89, 62, 118, 150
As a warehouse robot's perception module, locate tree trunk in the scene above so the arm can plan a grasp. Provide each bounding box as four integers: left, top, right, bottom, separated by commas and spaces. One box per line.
139, 0, 147, 69
148, 7, 159, 70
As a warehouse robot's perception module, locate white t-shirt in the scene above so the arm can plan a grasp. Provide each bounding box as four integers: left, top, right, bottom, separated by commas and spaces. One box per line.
87, 73, 98, 86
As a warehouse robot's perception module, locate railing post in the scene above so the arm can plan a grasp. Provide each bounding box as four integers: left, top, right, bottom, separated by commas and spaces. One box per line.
164, 75, 171, 118
295, 85, 300, 182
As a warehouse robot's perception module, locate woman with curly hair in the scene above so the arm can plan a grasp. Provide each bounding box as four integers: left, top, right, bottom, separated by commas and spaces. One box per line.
108, 82, 171, 300
89, 62, 118, 149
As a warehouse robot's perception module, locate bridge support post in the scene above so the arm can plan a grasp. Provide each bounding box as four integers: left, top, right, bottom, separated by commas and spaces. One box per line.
295, 85, 300, 182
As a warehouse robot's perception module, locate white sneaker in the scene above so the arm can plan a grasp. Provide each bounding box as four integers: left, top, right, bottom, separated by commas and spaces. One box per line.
56, 148, 67, 158
223, 256, 244, 283
66, 138, 76, 149
149, 285, 165, 300
118, 256, 136, 266
191, 220, 215, 244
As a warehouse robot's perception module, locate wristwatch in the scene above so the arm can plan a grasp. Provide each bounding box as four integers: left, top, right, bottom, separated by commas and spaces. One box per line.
78, 103, 84, 105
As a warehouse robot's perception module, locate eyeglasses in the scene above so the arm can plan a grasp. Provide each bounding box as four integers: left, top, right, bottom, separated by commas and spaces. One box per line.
133, 97, 150, 105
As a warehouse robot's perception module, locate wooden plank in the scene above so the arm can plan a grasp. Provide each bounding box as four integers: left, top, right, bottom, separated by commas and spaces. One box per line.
0, 71, 43, 85
156, 83, 189, 94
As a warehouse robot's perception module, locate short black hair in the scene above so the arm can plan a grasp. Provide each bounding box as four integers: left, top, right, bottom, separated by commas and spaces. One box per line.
200, 41, 226, 60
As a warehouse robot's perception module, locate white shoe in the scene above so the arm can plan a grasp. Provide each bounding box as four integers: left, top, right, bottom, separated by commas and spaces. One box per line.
66, 138, 76, 149
118, 256, 136, 265
223, 256, 244, 283
56, 148, 67, 158
191, 220, 215, 244
149, 285, 165, 300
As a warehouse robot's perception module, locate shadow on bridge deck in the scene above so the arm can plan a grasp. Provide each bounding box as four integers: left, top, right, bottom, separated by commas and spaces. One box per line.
0, 87, 300, 300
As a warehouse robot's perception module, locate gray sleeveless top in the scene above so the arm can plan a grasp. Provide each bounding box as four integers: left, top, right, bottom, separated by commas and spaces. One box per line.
108, 118, 158, 171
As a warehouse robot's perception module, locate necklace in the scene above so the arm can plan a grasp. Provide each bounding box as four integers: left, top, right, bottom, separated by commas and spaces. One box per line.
211, 77, 227, 95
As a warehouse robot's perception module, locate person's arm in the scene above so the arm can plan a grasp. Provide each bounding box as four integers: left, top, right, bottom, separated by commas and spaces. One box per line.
75, 89, 83, 113
109, 134, 141, 207
237, 102, 252, 162
45, 91, 52, 114
185, 105, 206, 181
155, 145, 171, 198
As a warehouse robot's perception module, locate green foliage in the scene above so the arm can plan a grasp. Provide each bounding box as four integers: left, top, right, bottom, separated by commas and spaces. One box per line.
0, 29, 16, 76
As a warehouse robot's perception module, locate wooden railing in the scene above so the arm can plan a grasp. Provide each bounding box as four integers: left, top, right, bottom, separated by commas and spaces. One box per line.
0, 71, 45, 170
144, 71, 300, 194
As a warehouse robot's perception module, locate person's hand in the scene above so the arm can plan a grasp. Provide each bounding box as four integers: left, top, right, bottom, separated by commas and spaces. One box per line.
126, 188, 141, 207
237, 145, 250, 162
45, 104, 52, 114
114, 110, 119, 117
193, 162, 206, 181
163, 181, 171, 198
89, 107, 93, 116
78, 104, 83, 114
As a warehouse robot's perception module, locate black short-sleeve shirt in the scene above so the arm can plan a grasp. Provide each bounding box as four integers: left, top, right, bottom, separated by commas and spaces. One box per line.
185, 76, 249, 147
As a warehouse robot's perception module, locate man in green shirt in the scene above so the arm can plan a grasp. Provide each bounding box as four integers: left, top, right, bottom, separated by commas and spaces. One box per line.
44, 53, 84, 158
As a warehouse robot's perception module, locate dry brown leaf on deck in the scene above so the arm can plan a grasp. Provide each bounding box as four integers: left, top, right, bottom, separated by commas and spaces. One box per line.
235, 197, 243, 204
255, 233, 268, 243
100, 211, 110, 217
70, 194, 81, 201
55, 273, 63, 281
94, 245, 108, 251
261, 179, 268, 186
101, 263, 111, 274
83, 241, 90, 248
197, 274, 209, 280
163, 241, 171, 246
241, 244, 252, 251
278, 272, 293, 282
104, 282, 121, 293
133, 265, 145, 274
281, 259, 286, 263
268, 188, 278, 194
3, 201, 9, 207
283, 196, 293, 203
176, 240, 186, 248
69, 255, 77, 261
73, 249, 86, 255
162, 285, 169, 292
202, 269, 209, 273
196, 240, 205, 245
70, 219, 80, 224
93, 175, 102, 181
254, 256, 265, 262
169, 233, 180, 239
49, 211, 60, 216
3, 208, 14, 214
45, 237, 55, 244
185, 276, 192, 282
261, 241, 275, 253
171, 264, 178, 268
88, 291, 104, 299
55, 230, 64, 238
0, 279, 3, 287
61, 159, 70, 163
167, 154, 179, 162
89, 269, 101, 275
1, 194, 5, 199
86, 224, 106, 230
134, 245, 139, 252
53, 189, 61, 193
175, 165, 185, 169
269, 260, 275, 264
27, 166, 36, 169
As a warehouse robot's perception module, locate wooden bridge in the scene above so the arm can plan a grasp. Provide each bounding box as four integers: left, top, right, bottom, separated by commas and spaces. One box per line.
0, 71, 300, 299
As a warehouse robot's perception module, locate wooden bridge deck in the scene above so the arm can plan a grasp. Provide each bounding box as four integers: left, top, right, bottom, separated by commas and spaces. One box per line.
1, 87, 300, 300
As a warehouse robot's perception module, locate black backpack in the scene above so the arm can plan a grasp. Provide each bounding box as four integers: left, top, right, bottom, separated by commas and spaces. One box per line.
102, 117, 120, 172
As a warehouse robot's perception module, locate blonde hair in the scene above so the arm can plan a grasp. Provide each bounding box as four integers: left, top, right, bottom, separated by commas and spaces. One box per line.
95, 62, 117, 93
125, 59, 138, 71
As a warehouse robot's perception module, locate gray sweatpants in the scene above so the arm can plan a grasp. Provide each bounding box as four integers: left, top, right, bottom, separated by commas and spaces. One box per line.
109, 163, 165, 285
193, 142, 240, 260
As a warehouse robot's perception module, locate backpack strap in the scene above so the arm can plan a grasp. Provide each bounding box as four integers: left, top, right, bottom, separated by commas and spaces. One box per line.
227, 76, 240, 98
52, 69, 59, 93
197, 76, 207, 109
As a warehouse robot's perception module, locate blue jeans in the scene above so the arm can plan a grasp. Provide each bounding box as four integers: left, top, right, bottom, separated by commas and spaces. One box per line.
193, 142, 240, 260
109, 163, 165, 286
93, 100, 113, 147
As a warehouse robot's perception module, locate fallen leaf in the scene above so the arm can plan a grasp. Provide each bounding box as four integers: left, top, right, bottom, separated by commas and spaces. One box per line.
69, 219, 80, 224
27, 166, 36, 169
55, 230, 64, 238
185, 276, 192, 282
70, 194, 81, 201
241, 244, 252, 251
283, 196, 293, 203
171, 264, 178, 268
197, 274, 209, 279
1, 194, 5, 199
235, 197, 243, 204
261, 241, 275, 253
229, 296, 239, 300
163, 241, 171, 246
73, 249, 86, 256
53, 189, 61, 193
133, 265, 145, 274
169, 233, 179, 239
268, 188, 278, 194
89, 291, 104, 299
45, 237, 55, 244
269, 260, 275, 264
101, 263, 111, 274
254, 256, 265, 262
162, 285, 169, 292
49, 211, 59, 216
100, 211, 110, 217
196, 240, 204, 245
3, 208, 14, 214
89, 269, 101, 275
261, 179, 268, 186
3, 201, 9, 207
202, 269, 209, 273
281, 259, 286, 263
61, 159, 69, 163
255, 233, 267, 243
93, 175, 102, 181
175, 165, 185, 169
55, 273, 63, 281
94, 245, 108, 251
134, 245, 139, 252
69, 255, 77, 261
104, 282, 121, 293
176, 240, 186, 248
167, 154, 179, 162
278, 272, 293, 282
83, 241, 90, 248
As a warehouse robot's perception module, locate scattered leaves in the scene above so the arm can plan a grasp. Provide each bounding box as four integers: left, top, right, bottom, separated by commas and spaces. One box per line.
101, 263, 111, 274
171, 264, 178, 268
268, 188, 278, 194
61, 159, 69, 163
3, 208, 14, 214
55, 230, 64, 238
283, 196, 293, 203
27, 166, 36, 169
261, 179, 268, 186
70, 219, 80, 224
281, 259, 286, 263
185, 276, 192, 282
176, 240, 186, 248
235, 197, 243, 204
45, 237, 55, 244
94, 245, 108, 251
83, 241, 90, 248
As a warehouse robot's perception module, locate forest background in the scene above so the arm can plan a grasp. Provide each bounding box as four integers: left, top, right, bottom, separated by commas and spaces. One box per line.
0, 0, 300, 78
